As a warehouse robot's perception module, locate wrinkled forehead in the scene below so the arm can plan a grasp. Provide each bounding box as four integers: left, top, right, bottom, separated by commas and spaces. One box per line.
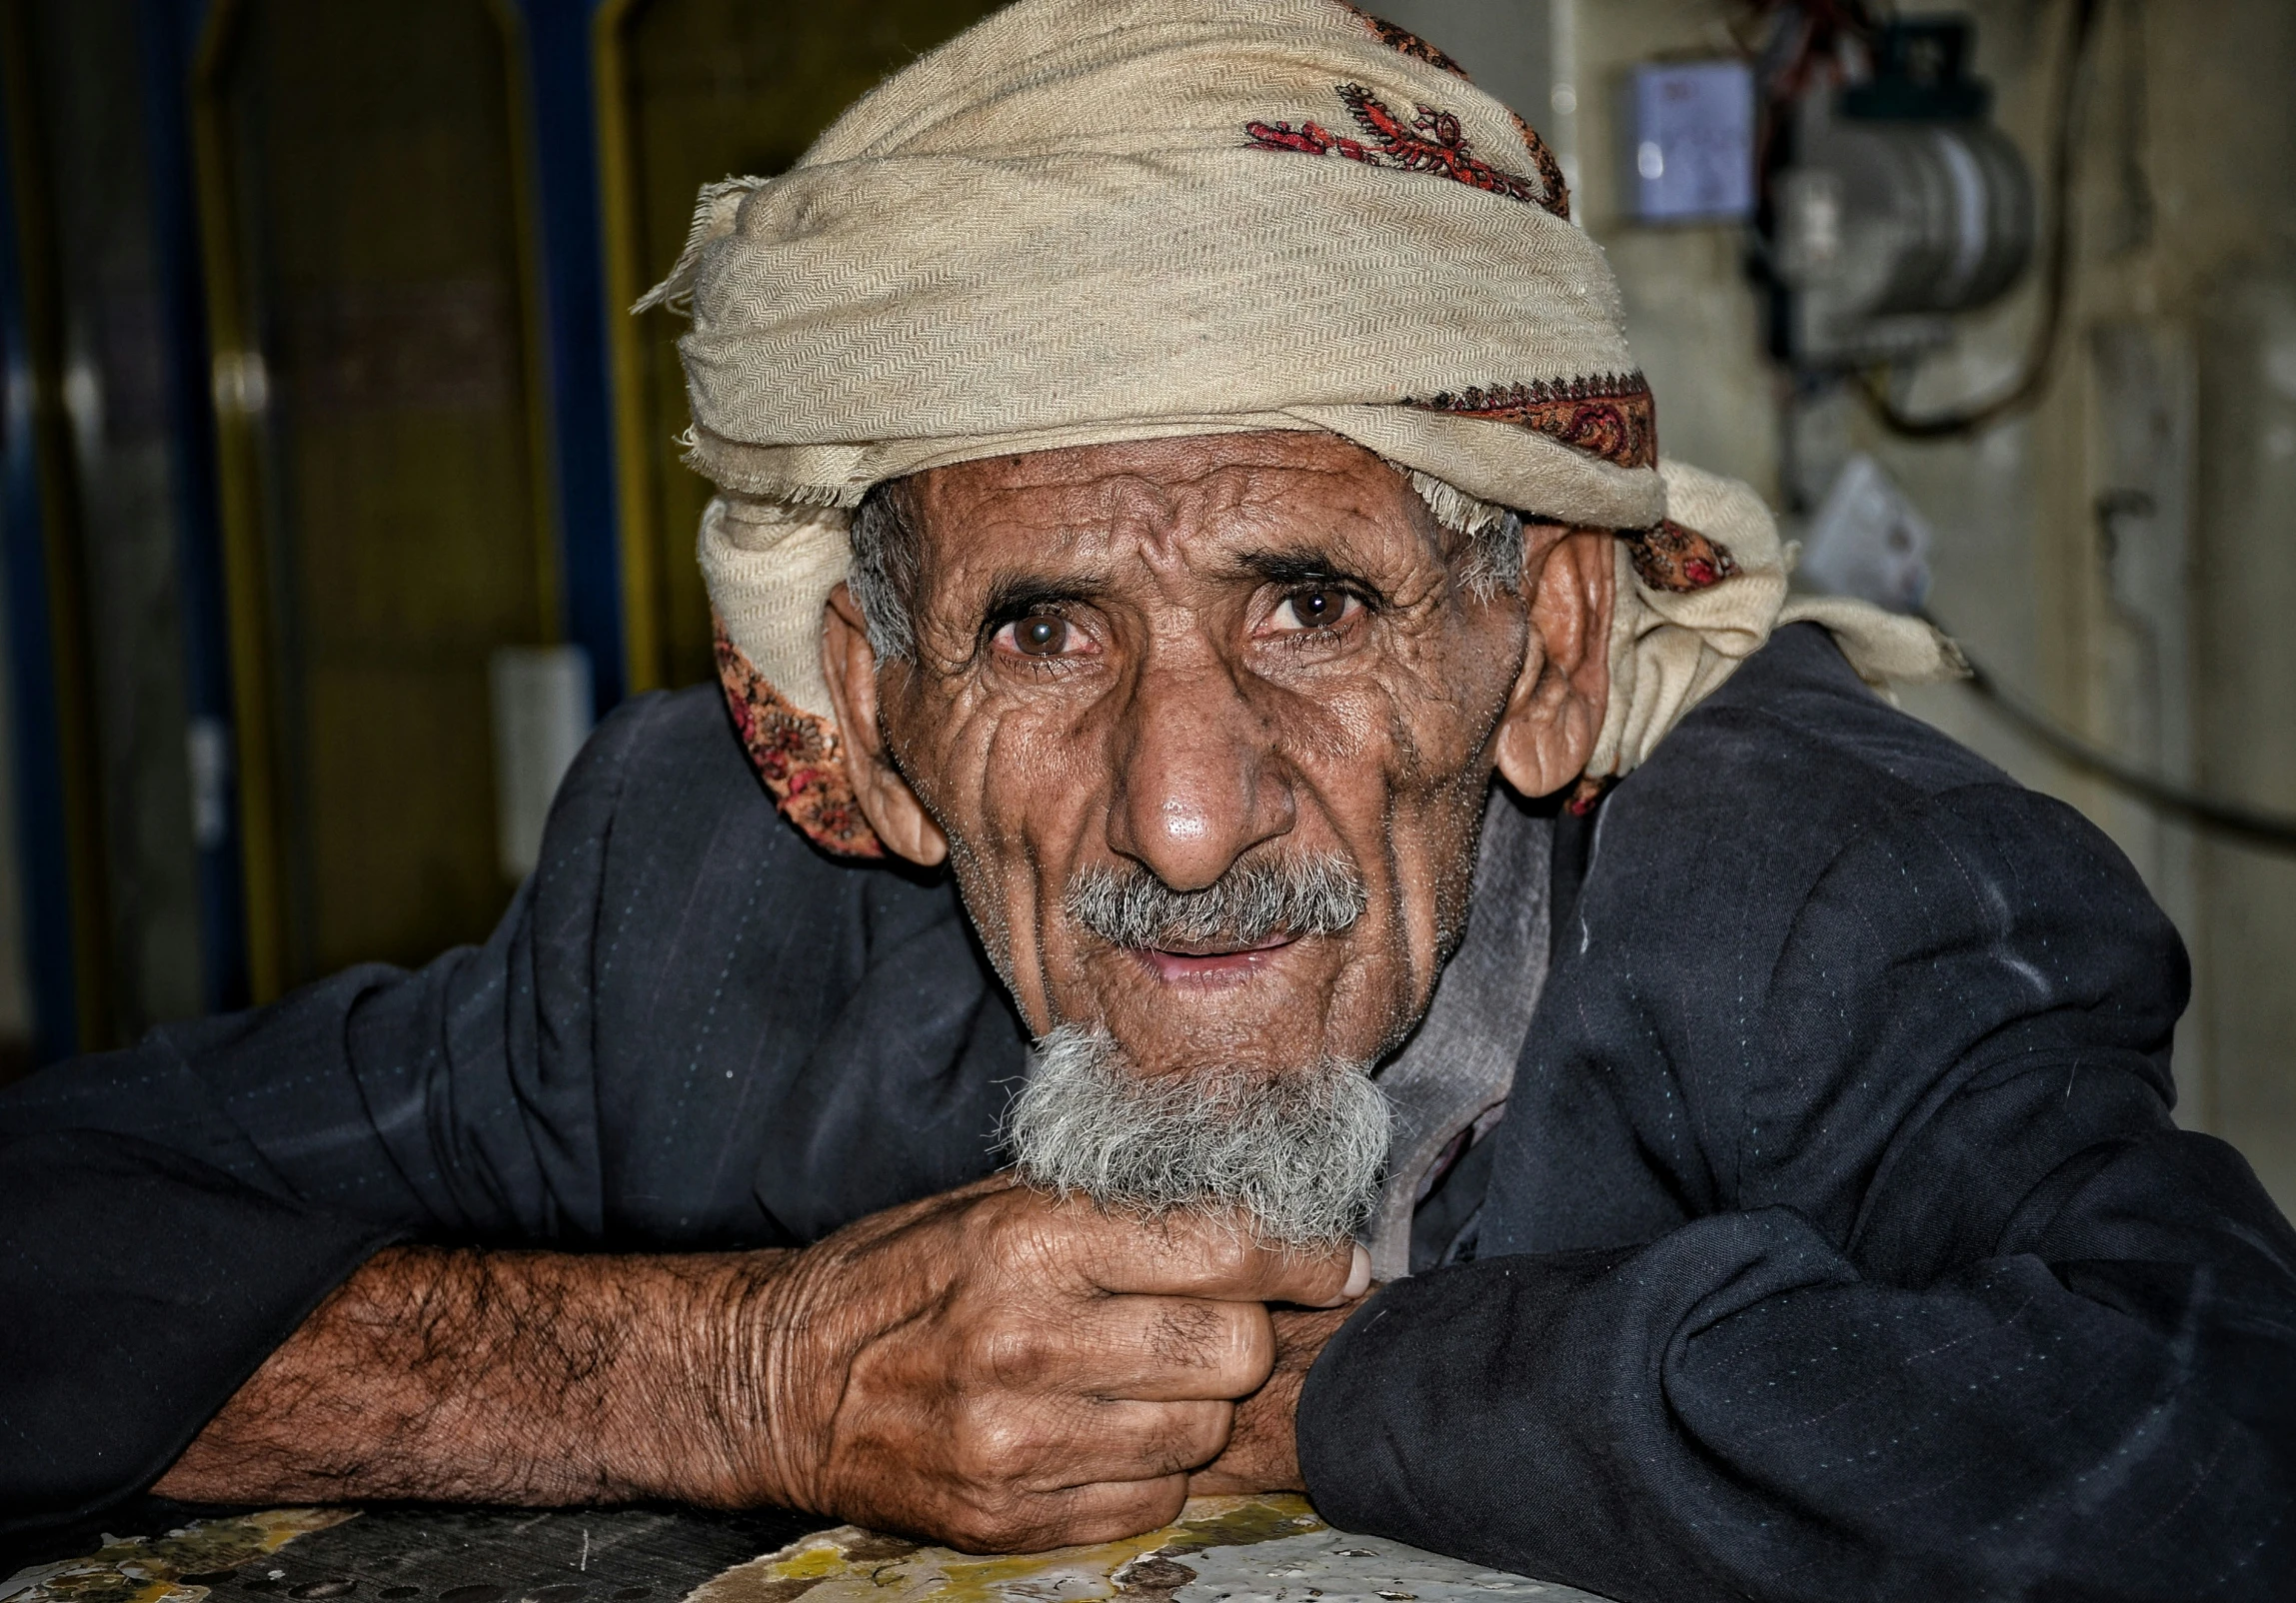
900, 431, 1448, 596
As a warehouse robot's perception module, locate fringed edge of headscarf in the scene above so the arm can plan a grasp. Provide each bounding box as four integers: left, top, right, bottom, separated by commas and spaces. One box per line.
678, 429, 871, 508
634, 176, 773, 317
1404, 469, 1512, 537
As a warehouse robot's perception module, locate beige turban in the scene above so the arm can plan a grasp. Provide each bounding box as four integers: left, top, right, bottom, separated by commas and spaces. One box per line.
644, 0, 1958, 855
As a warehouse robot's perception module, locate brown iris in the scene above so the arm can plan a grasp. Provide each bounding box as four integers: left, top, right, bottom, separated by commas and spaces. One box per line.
1015, 615, 1070, 656
1286, 588, 1346, 625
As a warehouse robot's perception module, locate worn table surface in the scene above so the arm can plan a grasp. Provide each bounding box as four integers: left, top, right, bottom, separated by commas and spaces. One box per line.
0, 1505, 817, 1603
3, 1498, 1617, 1603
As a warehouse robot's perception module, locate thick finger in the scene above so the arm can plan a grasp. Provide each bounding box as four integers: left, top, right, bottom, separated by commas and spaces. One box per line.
966, 1293, 1272, 1399
938, 1472, 1192, 1555
1037, 1200, 1367, 1306
941, 1390, 1229, 1496
1009, 1398, 1234, 1490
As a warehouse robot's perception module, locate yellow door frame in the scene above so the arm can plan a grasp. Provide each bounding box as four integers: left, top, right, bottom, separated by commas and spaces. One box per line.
189, 0, 560, 1001
590, 0, 667, 700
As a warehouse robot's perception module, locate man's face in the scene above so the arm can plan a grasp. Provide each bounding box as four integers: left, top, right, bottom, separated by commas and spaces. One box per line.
839, 432, 1603, 1088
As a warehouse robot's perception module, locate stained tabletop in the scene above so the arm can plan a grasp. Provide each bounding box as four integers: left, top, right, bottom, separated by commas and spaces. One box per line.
2, 1497, 1617, 1603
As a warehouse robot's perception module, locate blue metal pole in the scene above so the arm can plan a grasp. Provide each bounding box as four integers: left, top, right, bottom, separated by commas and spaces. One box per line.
517, 0, 626, 717
0, 100, 77, 1063
138, 0, 249, 1013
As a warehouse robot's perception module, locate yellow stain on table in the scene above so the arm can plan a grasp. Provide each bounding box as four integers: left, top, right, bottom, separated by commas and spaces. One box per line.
2, 1509, 356, 1603
689, 1497, 1327, 1603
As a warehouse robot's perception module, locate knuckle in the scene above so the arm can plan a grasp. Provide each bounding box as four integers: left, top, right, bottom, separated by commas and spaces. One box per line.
1221, 1305, 1276, 1381
945, 1498, 1032, 1555
1194, 1229, 1257, 1287
996, 1201, 1098, 1281
953, 1407, 1041, 1487
1123, 1477, 1192, 1539
1153, 1400, 1232, 1471
965, 1314, 1054, 1386
975, 1186, 1045, 1247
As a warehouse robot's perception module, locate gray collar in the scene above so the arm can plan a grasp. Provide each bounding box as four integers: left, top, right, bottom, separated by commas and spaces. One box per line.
1362, 786, 1552, 1280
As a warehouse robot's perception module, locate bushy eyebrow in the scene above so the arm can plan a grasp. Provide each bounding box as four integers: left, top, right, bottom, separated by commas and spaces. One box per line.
947, 531, 1416, 656
1228, 545, 1391, 601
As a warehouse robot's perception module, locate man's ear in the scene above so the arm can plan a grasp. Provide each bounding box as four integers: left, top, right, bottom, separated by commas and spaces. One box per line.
820, 583, 950, 867
1492, 528, 1614, 799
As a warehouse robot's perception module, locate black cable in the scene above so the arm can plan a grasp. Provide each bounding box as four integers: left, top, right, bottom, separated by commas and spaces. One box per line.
1859, 0, 2103, 439
1933, 621, 2296, 855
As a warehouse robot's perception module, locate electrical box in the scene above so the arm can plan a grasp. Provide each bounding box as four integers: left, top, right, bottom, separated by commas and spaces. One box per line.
1768, 17, 2034, 367
1622, 61, 1755, 224
1800, 454, 1934, 613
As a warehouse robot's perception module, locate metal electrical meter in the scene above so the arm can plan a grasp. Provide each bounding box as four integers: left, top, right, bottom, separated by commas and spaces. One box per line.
1770, 19, 2036, 368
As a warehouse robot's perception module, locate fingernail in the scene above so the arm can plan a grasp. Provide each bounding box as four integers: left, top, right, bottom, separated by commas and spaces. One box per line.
1341, 1242, 1371, 1301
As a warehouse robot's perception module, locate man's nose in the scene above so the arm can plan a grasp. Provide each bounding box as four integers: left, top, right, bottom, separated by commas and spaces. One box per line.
1105, 660, 1294, 891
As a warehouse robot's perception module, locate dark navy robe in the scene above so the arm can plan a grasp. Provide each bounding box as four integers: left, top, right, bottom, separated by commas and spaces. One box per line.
5, 626, 2291, 1601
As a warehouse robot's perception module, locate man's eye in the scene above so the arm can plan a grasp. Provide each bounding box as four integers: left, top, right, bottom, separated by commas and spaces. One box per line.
1005, 614, 1073, 657
1271, 588, 1359, 632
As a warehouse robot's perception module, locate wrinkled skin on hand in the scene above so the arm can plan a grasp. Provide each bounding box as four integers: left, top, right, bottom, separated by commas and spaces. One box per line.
733, 1176, 1365, 1553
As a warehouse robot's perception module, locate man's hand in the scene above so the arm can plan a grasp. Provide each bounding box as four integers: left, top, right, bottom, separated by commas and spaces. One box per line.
1185, 1302, 1358, 1496
156, 1178, 1365, 1553
726, 1177, 1364, 1550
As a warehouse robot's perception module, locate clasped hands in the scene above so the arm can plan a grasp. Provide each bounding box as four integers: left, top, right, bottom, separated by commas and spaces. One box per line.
694, 1175, 1369, 1551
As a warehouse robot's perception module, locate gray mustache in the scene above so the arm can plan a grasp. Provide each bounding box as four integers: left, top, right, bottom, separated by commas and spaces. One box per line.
1065, 853, 1368, 949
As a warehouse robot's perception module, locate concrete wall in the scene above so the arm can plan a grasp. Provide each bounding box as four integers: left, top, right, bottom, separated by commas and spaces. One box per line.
1373, 0, 2296, 1211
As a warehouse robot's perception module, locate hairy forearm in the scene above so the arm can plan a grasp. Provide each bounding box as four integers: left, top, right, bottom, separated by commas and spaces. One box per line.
153, 1243, 793, 1507
149, 1185, 1355, 1544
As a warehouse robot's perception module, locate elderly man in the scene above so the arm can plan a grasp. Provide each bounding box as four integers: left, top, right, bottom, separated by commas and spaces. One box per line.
4, 2, 2292, 1598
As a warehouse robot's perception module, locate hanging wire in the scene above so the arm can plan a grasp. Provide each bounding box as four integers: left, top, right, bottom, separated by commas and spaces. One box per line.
1929, 615, 2296, 854
1737, 0, 1887, 223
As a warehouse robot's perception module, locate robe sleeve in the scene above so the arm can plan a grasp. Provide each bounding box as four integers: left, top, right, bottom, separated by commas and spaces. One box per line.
1296, 783, 2296, 1603
0, 681, 1021, 1544
0, 693, 671, 1538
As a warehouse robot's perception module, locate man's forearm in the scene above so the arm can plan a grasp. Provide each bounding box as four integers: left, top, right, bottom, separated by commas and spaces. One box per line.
151, 1183, 1356, 1549
154, 1244, 792, 1507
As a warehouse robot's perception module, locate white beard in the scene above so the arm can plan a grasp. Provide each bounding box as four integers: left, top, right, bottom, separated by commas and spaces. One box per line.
1003, 1023, 1391, 1248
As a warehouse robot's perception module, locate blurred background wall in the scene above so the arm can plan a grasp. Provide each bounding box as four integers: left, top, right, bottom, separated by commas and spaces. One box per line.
0, 0, 2290, 1206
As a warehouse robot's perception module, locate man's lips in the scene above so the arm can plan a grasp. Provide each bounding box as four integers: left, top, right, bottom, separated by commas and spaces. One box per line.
1131, 933, 1299, 983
